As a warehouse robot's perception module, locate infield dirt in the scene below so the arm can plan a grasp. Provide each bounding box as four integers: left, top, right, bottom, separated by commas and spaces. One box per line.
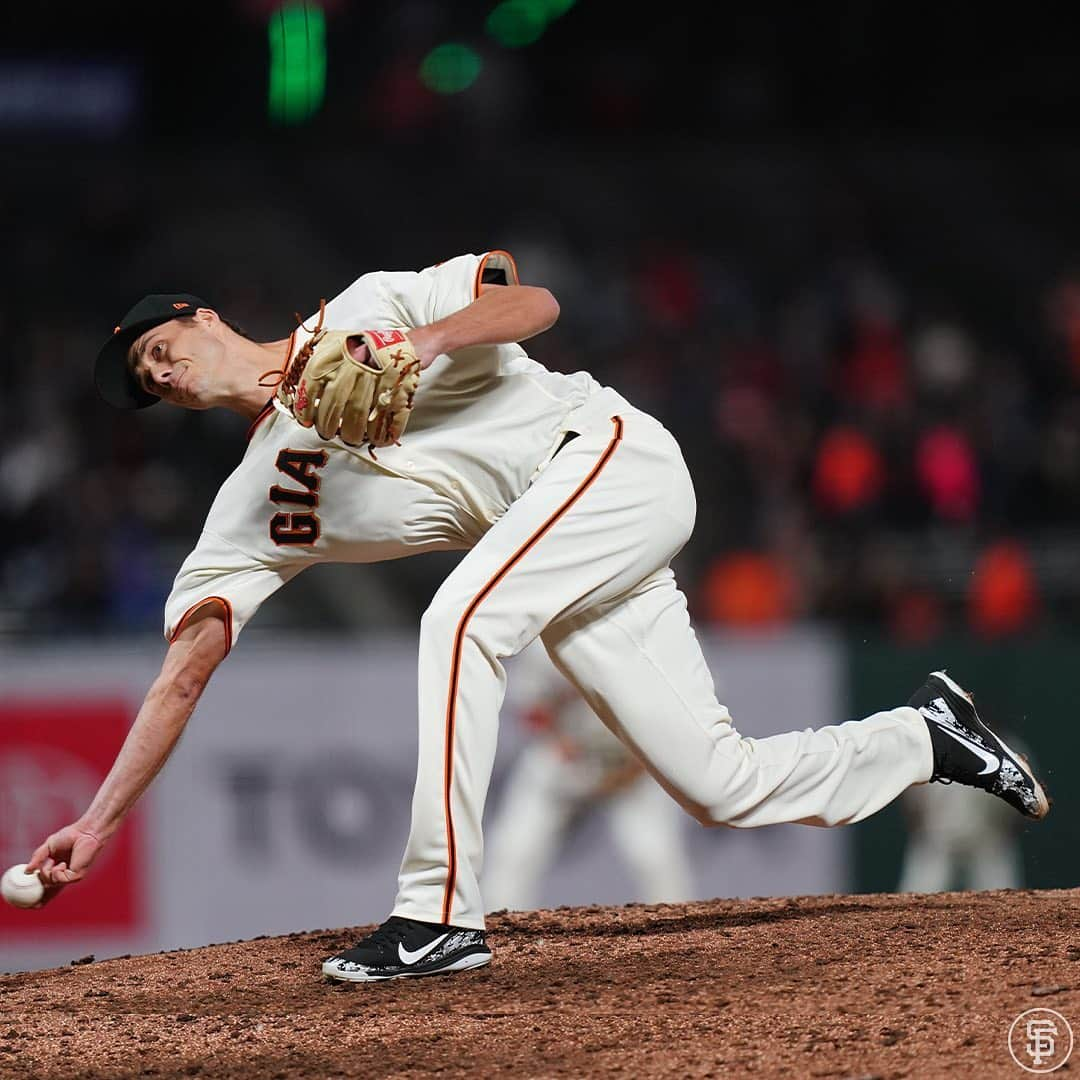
1, 888, 1077, 1078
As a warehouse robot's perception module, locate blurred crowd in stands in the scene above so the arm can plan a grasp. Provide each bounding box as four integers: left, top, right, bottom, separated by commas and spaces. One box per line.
3, 138, 1080, 646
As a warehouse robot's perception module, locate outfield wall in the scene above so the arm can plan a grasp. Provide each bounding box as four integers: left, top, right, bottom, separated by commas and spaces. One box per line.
0, 628, 846, 973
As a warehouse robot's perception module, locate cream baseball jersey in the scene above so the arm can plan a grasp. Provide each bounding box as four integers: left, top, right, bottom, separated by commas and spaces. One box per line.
164, 251, 601, 648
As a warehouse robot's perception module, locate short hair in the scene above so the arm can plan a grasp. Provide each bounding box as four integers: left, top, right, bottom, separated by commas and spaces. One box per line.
221, 315, 252, 340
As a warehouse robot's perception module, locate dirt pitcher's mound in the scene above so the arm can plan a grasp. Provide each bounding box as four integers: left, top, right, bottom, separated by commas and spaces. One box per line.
1, 889, 1077, 1079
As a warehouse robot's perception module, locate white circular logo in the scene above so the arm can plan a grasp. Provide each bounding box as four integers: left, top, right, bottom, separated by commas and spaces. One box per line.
1009, 1008, 1074, 1073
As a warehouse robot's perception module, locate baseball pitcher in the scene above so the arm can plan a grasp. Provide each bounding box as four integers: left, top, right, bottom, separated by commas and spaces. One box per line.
21, 251, 1049, 983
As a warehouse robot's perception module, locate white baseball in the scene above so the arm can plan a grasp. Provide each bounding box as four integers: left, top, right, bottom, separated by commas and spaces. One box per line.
1, 864, 45, 908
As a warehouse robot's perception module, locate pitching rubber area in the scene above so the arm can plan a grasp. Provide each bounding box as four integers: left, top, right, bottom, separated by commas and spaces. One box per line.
1, 890, 1077, 1077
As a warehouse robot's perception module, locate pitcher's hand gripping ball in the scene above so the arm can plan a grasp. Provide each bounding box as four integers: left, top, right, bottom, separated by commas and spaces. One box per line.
2, 864, 44, 908
276, 314, 421, 450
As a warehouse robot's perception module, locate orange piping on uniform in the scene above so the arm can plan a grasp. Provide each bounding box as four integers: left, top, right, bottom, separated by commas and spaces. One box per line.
440, 415, 624, 923
246, 400, 275, 441
169, 596, 234, 656
472, 249, 520, 299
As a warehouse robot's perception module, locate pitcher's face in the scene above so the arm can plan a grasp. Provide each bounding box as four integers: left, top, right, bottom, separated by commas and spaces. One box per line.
127, 310, 228, 410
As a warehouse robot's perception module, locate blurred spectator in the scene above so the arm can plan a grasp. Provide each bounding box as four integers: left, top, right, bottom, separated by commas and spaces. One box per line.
967, 540, 1039, 638
5, 141, 1080, 639
812, 426, 885, 516
1045, 272, 1080, 383
887, 588, 946, 645
914, 425, 980, 523
839, 316, 908, 415
910, 323, 976, 401
634, 249, 704, 331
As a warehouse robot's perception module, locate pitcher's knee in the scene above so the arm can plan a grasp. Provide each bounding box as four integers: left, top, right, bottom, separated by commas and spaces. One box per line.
687, 802, 745, 827
421, 583, 542, 660
655, 750, 754, 827
662, 785, 727, 828
678, 774, 760, 827
420, 596, 520, 665
421, 576, 492, 641
419, 595, 461, 645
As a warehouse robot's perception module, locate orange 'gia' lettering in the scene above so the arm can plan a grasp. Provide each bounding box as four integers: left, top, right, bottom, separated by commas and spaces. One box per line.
269, 448, 327, 546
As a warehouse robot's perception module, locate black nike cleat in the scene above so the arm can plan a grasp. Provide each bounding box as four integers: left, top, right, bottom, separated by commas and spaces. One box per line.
909, 670, 1050, 820
322, 916, 492, 983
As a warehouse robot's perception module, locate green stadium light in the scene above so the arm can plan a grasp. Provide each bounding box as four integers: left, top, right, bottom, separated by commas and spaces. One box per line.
419, 44, 483, 95
484, 0, 578, 48
419, 0, 578, 99
268, 3, 327, 124
485, 0, 548, 48
541, 0, 578, 19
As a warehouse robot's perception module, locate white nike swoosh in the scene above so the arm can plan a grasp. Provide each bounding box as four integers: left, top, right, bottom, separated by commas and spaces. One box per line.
398, 933, 449, 966
936, 724, 1000, 775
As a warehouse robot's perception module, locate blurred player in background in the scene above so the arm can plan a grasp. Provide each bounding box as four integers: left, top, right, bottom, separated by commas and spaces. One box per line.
896, 729, 1030, 892
485, 640, 695, 912
897, 782, 1022, 892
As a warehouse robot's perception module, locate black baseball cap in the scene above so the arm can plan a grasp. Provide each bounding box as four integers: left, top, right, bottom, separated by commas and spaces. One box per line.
94, 293, 211, 409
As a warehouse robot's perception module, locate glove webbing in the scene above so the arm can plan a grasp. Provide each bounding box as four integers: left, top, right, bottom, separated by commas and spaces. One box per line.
258, 298, 328, 395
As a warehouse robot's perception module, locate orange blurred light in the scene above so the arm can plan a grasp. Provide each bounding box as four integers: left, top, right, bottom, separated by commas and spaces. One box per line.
701, 551, 796, 628
967, 540, 1038, 638
812, 427, 884, 514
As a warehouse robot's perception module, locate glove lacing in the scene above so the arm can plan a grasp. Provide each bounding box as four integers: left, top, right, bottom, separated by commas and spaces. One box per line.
256, 299, 418, 461
257, 298, 327, 395
369, 347, 422, 448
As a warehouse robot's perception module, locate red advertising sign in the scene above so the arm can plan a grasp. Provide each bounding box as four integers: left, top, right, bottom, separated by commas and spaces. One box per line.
0, 699, 145, 935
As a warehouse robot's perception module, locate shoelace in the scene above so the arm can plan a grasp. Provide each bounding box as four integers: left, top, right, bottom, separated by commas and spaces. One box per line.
359, 917, 421, 951
258, 299, 328, 395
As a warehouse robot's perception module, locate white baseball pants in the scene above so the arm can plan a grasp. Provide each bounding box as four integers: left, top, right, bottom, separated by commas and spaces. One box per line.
392, 390, 934, 929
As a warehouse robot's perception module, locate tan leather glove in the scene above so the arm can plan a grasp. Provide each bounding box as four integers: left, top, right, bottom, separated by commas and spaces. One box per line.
277, 328, 421, 449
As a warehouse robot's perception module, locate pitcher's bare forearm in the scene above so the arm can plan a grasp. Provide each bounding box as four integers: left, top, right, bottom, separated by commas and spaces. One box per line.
80, 613, 228, 839
408, 285, 559, 366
